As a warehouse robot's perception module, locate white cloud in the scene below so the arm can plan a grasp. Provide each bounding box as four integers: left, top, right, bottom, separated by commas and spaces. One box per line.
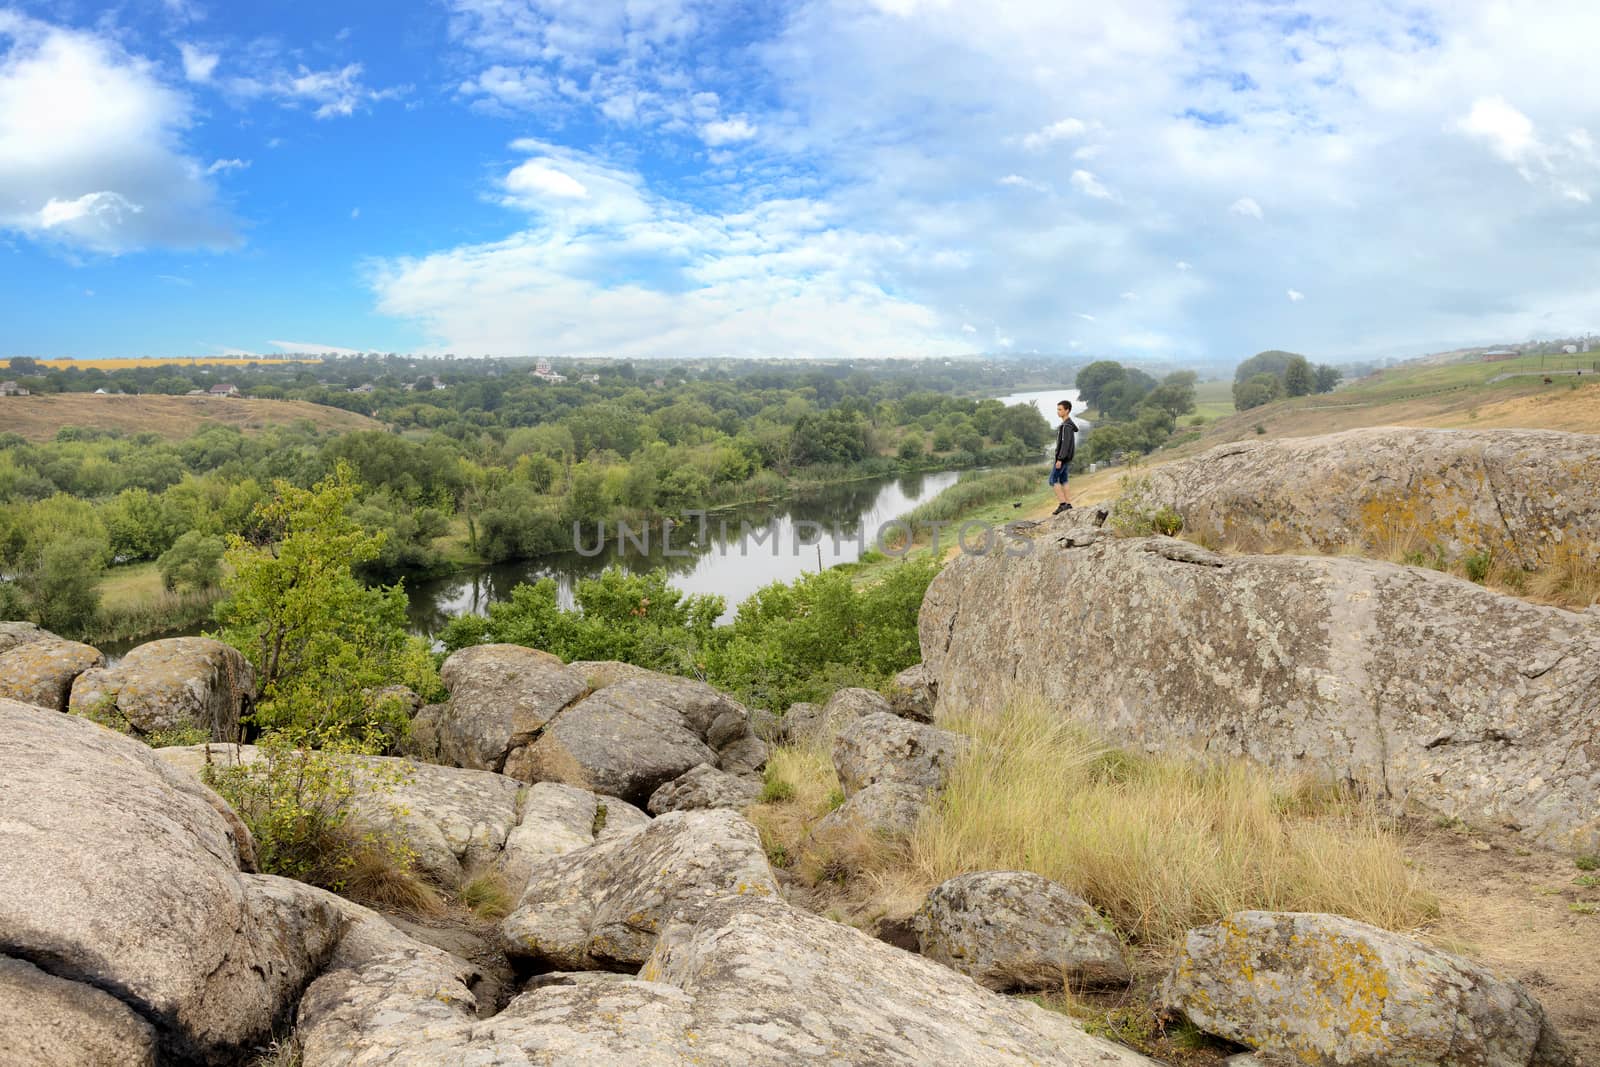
1287, 288, 1305, 302
1228, 197, 1263, 220
1175, 260, 1192, 272
1454, 95, 1597, 201
1455, 97, 1536, 165
351, 207, 360, 219
998, 174, 1046, 192
370, 142, 965, 359
458, 65, 549, 111
1076, 313, 1096, 322
1120, 291, 1138, 300
206, 157, 248, 174
1070, 169, 1112, 199
0, 12, 235, 253
700, 116, 756, 145
227, 62, 405, 119
1023, 117, 1087, 151
268, 340, 364, 356
177, 42, 218, 83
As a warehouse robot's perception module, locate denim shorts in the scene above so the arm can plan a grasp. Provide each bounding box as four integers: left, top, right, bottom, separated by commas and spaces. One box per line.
1048, 462, 1070, 486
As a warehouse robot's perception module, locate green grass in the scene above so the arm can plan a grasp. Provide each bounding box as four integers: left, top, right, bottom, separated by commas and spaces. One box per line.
1190, 379, 1235, 421
1330, 350, 1600, 406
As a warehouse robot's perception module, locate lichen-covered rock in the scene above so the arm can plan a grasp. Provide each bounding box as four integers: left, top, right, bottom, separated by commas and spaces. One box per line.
921, 530, 1600, 850
0, 956, 158, 1067
833, 711, 968, 798
814, 780, 929, 839
0, 634, 104, 711
646, 762, 761, 814
158, 743, 522, 886
68, 637, 253, 741
299, 894, 1156, 1066
780, 700, 824, 741
1132, 427, 1600, 566
433, 644, 591, 773
498, 782, 649, 893
0, 621, 52, 655
889, 662, 938, 722
499, 808, 777, 971
514, 670, 766, 804
827, 685, 895, 721
913, 871, 1130, 991
1162, 911, 1575, 1067
0, 701, 342, 1064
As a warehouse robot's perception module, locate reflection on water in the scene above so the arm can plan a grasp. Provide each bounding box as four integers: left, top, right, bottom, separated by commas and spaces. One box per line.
403, 469, 962, 638
994, 387, 1089, 452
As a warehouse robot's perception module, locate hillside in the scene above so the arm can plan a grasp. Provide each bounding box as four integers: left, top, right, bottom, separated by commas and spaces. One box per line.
0, 394, 381, 441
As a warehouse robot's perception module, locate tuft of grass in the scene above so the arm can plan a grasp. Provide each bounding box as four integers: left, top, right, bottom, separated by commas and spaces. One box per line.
459, 869, 514, 920
909, 698, 1437, 948
1575, 855, 1599, 872
340, 838, 445, 917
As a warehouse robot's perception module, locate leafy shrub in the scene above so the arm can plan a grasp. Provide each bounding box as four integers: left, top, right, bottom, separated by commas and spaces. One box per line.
158, 530, 225, 592
1108, 478, 1185, 537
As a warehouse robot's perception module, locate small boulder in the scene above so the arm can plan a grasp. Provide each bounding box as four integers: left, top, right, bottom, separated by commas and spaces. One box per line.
68, 637, 253, 741
889, 663, 938, 722
833, 711, 968, 797
0, 621, 52, 655
1162, 911, 1576, 1067
913, 871, 1130, 991
780, 700, 824, 742
0, 634, 104, 712
434, 644, 590, 772
814, 780, 929, 840
500, 808, 777, 971
647, 762, 762, 814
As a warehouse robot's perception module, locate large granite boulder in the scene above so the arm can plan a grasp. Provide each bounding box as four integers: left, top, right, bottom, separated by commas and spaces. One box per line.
0, 630, 104, 711
500, 808, 777, 971
913, 871, 1130, 991
920, 530, 1600, 851
1132, 427, 1600, 566
889, 662, 938, 722
498, 781, 649, 893
833, 711, 968, 798
813, 780, 929, 840
0, 701, 343, 1064
158, 744, 522, 887
431, 644, 591, 772
68, 637, 254, 741
1162, 911, 1575, 1067
297, 894, 1156, 1066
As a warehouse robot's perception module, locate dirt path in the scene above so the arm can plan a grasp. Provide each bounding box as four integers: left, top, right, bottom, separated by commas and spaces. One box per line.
1411, 820, 1600, 1059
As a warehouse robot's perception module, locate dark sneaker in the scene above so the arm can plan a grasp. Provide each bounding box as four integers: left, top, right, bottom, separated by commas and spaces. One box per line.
1052, 503, 1068, 515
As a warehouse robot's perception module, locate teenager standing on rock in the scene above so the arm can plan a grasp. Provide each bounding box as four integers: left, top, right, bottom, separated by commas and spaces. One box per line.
1051, 399, 1077, 516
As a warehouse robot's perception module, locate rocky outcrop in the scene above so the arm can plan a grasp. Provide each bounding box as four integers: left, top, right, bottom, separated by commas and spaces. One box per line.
920, 527, 1600, 850
1162, 911, 1575, 1067
498, 782, 649, 893
0, 629, 104, 711
833, 711, 968, 797
158, 744, 523, 887
913, 871, 1130, 991
68, 637, 253, 741
784, 686, 894, 744
299, 894, 1155, 1066
0, 700, 343, 1064
428, 648, 766, 806
1131, 427, 1600, 565
500, 808, 777, 971
647, 761, 762, 814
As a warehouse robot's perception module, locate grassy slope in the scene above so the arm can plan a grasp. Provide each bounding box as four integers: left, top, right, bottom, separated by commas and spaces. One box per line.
0, 394, 380, 441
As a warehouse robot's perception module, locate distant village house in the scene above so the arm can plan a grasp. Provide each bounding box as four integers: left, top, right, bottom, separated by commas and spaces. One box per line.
0, 381, 29, 396
531, 359, 566, 383
208, 383, 241, 397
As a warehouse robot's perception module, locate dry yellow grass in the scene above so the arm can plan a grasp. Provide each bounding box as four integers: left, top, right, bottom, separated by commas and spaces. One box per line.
757, 696, 1438, 950
0, 394, 380, 441
17, 357, 322, 369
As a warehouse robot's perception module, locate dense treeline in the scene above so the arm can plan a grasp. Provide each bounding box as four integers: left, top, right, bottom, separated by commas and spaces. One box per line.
1070, 361, 1198, 464
0, 358, 1055, 637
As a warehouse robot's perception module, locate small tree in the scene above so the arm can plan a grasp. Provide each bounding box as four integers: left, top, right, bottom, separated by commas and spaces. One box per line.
158, 531, 225, 592
215, 464, 440, 749
1313, 364, 1343, 393
1283, 355, 1314, 397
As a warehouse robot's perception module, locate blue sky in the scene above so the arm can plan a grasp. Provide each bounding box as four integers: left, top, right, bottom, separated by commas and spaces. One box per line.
2, 1, 1598, 364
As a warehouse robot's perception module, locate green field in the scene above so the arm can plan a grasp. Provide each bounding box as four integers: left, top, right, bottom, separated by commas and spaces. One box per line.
1330, 350, 1600, 405
1191, 378, 1235, 421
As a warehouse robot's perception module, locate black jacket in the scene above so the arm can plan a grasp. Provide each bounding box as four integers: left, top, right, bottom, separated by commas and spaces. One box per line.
1055, 418, 1078, 463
